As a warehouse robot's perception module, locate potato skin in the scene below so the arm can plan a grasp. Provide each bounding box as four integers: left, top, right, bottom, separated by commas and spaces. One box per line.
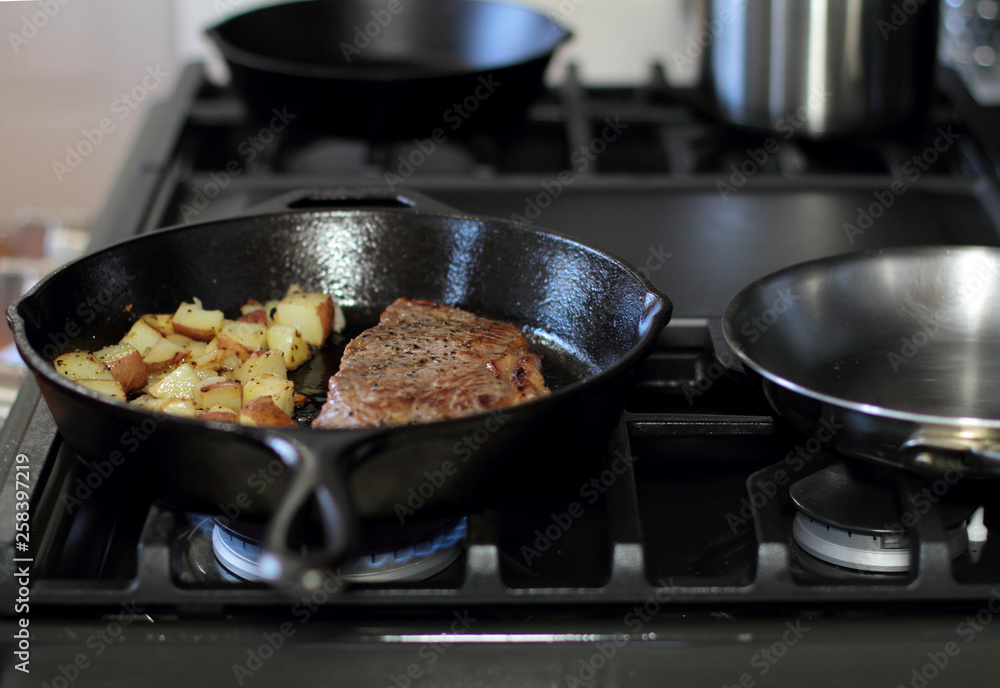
107, 350, 148, 393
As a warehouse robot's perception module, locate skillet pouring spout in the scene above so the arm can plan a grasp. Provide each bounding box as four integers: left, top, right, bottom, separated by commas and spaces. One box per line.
8, 189, 671, 590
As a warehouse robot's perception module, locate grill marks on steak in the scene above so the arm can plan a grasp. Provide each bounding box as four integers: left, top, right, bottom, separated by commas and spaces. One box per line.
313, 299, 550, 428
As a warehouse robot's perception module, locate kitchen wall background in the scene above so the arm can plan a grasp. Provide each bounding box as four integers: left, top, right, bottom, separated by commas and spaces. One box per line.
0, 0, 695, 248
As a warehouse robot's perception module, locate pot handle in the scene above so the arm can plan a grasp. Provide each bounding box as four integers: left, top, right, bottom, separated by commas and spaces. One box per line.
241, 187, 462, 217
254, 430, 382, 591
898, 432, 1000, 478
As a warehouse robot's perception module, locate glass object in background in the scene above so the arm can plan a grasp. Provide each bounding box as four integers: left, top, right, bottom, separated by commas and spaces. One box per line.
940, 0, 1000, 103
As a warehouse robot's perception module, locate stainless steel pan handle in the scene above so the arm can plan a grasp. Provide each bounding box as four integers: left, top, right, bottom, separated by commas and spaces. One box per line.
898, 432, 1000, 478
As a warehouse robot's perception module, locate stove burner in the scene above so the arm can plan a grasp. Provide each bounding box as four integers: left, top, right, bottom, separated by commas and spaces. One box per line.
789, 461, 976, 573
791, 512, 971, 573
212, 518, 467, 584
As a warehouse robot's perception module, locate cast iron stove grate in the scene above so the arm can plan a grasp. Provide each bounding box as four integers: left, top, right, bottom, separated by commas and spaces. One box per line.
6, 322, 1000, 613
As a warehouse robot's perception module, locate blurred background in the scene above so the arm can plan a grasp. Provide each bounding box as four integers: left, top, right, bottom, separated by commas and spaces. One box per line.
0, 0, 694, 250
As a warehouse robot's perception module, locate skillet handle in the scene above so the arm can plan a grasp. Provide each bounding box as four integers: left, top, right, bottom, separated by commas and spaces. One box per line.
255, 431, 380, 591
898, 432, 1000, 478
241, 187, 462, 217
707, 318, 756, 386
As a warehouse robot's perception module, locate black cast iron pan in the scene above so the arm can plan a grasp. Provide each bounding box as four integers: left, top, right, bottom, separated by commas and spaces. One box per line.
8, 189, 670, 590
206, 0, 571, 137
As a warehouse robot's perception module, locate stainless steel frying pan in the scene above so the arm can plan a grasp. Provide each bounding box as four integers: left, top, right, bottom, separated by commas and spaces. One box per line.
722, 246, 1000, 479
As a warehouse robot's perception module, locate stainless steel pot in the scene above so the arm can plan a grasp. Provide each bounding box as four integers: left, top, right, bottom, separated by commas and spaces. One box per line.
700, 0, 940, 137
722, 247, 1000, 479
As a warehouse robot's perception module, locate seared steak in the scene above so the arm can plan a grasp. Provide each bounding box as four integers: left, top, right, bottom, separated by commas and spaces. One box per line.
313, 298, 549, 428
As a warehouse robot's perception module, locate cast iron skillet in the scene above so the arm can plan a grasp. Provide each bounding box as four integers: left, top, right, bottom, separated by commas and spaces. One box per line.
8, 189, 670, 589
722, 247, 1000, 480
206, 0, 571, 137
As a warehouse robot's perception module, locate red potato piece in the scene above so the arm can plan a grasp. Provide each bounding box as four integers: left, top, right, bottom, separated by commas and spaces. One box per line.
242, 373, 294, 416
140, 313, 174, 336
147, 362, 202, 399
119, 320, 164, 357
273, 292, 337, 346
239, 396, 297, 428
240, 299, 264, 315
142, 337, 190, 374
237, 310, 268, 325
95, 342, 147, 393
194, 377, 242, 412
219, 319, 267, 350
172, 299, 224, 342
265, 324, 311, 370
235, 350, 287, 385
217, 320, 268, 362
198, 405, 241, 424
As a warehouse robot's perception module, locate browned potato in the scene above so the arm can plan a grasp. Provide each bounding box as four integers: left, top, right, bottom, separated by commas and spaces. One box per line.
143, 338, 189, 374
194, 376, 242, 412
217, 320, 267, 361
273, 292, 339, 346
198, 405, 241, 424
235, 350, 287, 385
167, 333, 208, 358
172, 299, 224, 341
240, 299, 265, 316
239, 396, 297, 428
243, 373, 295, 416
266, 324, 311, 369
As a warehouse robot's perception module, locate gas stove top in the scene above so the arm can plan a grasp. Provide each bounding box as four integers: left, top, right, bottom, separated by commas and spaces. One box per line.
6, 62, 1000, 687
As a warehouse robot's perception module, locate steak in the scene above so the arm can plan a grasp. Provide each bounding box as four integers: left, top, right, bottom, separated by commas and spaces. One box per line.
313, 298, 550, 428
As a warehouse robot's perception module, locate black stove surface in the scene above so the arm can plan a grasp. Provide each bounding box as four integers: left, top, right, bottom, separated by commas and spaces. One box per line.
146, 67, 1000, 321
6, 62, 1000, 687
